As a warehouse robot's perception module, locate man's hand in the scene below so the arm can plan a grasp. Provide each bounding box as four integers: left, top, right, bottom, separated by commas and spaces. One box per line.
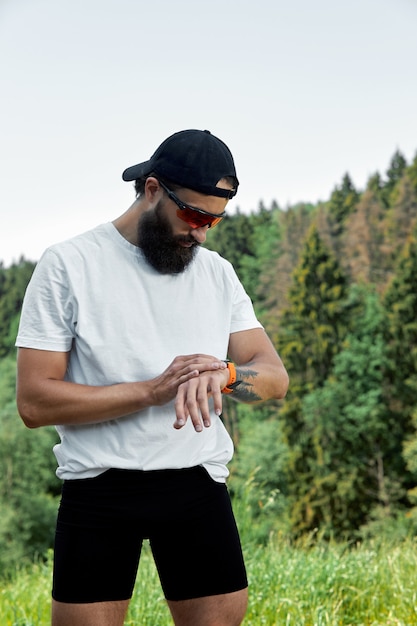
150, 354, 227, 408
172, 327, 291, 433
173, 367, 230, 432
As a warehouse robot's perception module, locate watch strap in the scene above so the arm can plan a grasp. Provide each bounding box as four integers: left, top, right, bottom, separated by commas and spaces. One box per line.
221, 361, 237, 394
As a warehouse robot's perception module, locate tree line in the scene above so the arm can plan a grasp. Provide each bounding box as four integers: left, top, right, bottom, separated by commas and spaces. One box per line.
1, 148, 417, 575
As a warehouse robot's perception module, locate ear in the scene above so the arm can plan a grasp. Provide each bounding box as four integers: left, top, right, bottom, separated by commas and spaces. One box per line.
144, 176, 162, 203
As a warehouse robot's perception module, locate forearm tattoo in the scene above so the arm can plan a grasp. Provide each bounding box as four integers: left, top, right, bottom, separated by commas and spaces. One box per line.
231, 367, 261, 402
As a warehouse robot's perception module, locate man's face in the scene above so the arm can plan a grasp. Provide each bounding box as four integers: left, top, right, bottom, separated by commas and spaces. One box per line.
137, 199, 200, 274
137, 181, 231, 275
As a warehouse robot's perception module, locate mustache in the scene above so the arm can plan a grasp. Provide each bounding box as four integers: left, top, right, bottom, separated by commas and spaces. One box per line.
174, 235, 199, 246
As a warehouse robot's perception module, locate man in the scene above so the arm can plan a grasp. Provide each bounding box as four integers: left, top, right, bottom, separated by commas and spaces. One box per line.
16, 129, 289, 626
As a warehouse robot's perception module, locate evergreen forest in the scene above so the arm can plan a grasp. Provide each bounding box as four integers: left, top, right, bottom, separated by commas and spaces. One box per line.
1, 148, 417, 579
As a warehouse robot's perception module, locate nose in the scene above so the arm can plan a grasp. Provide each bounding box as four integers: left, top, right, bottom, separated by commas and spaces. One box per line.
190, 225, 209, 244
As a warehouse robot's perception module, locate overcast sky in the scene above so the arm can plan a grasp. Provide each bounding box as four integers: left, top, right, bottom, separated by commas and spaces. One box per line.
1, 0, 417, 266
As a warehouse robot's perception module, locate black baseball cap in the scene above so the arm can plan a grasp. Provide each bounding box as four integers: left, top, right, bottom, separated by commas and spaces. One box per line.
122, 129, 239, 199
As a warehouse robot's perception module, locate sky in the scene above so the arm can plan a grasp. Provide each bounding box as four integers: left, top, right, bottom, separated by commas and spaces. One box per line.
1, 0, 417, 266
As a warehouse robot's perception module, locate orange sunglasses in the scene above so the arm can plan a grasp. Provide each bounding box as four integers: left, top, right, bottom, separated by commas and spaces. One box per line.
159, 180, 226, 229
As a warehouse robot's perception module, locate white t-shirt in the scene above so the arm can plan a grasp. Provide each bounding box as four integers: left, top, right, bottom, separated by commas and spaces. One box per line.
16, 222, 262, 482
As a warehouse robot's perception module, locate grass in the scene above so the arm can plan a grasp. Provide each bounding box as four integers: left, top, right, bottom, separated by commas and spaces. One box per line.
2, 537, 417, 625
243, 536, 417, 625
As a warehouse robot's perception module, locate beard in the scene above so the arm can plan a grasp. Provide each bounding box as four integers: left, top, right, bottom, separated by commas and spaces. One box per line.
137, 201, 199, 274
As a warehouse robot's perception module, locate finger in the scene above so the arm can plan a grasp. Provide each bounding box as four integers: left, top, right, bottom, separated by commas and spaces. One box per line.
174, 378, 206, 433
175, 362, 225, 389
187, 377, 216, 431
176, 354, 224, 365
187, 360, 227, 375
197, 385, 211, 428
179, 368, 199, 384
181, 378, 204, 432
186, 398, 204, 432
211, 385, 223, 420
173, 384, 189, 429
192, 386, 211, 430
176, 355, 227, 371
173, 413, 189, 429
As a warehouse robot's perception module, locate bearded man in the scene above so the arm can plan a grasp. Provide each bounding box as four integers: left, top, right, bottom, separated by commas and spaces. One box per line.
16, 129, 289, 626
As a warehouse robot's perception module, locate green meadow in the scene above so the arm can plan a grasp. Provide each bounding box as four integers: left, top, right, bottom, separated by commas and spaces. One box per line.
2, 535, 417, 626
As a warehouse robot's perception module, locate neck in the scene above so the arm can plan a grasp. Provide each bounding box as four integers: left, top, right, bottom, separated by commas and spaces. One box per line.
112, 198, 144, 246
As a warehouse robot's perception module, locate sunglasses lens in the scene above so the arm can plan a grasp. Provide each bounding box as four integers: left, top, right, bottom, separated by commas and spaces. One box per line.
176, 208, 222, 229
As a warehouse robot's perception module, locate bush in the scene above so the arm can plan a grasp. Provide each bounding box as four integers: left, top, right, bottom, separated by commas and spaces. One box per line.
0, 369, 61, 577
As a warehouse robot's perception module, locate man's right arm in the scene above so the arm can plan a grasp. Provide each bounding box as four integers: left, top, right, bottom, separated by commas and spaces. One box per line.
16, 347, 227, 428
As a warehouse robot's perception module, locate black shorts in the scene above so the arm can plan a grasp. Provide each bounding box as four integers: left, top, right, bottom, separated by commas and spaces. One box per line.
52, 466, 247, 603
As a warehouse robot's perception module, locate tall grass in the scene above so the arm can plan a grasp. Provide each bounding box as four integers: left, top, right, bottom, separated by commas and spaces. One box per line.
243, 535, 417, 625
2, 536, 417, 625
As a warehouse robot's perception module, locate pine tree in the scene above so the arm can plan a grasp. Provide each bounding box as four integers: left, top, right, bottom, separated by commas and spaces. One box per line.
262, 203, 315, 344
383, 228, 417, 445
239, 203, 283, 308
296, 288, 396, 536
279, 224, 348, 389
382, 150, 407, 207
384, 174, 417, 260
327, 173, 360, 236
366, 171, 384, 195
276, 224, 349, 532
341, 188, 390, 289
406, 152, 417, 195
0, 259, 36, 356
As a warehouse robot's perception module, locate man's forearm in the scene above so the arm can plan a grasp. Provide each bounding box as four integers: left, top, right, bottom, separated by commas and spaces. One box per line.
228, 362, 289, 404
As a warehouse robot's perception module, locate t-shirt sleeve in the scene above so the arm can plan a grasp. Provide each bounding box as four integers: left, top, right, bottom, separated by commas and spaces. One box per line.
229, 271, 263, 334
15, 248, 76, 352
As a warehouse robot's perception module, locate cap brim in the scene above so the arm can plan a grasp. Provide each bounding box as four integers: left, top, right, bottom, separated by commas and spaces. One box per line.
122, 161, 151, 181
